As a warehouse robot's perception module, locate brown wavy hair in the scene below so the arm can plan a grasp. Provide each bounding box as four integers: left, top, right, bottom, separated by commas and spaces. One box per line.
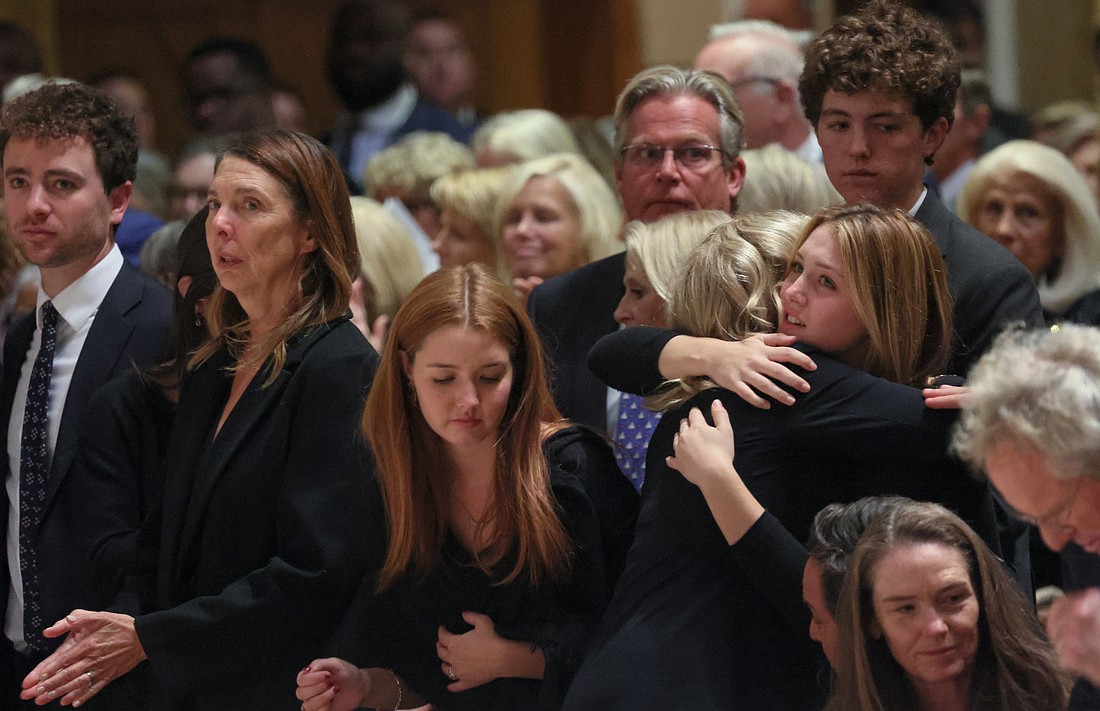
190, 130, 358, 382
0, 81, 137, 191
364, 264, 571, 592
827, 502, 1069, 711
799, 0, 960, 132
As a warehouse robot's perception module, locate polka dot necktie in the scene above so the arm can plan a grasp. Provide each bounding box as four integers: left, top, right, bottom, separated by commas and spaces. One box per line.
613, 392, 660, 492
19, 301, 58, 653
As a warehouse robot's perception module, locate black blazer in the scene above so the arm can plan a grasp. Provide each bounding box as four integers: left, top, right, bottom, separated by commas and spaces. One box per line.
0, 263, 171, 655
526, 252, 625, 433
116, 318, 382, 710
914, 190, 1044, 375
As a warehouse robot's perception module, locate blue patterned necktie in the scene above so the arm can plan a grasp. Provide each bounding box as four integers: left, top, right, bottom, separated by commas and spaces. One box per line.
19, 300, 58, 653
613, 392, 660, 492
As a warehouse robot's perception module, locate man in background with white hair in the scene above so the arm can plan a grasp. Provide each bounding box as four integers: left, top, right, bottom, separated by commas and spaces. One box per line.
694, 20, 820, 162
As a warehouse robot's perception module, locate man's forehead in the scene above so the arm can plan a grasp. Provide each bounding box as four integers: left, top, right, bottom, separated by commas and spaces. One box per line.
624, 93, 721, 141
821, 87, 917, 117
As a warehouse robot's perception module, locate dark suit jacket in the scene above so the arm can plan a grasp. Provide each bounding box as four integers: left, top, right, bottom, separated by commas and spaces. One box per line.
914, 190, 1044, 375
0, 263, 171, 650
526, 252, 625, 433
115, 318, 382, 710
0, 262, 169, 710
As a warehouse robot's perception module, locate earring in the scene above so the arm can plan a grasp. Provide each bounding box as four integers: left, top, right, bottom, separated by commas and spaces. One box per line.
194, 313, 205, 328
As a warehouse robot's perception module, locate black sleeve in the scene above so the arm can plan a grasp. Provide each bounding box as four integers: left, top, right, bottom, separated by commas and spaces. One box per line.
545, 428, 639, 591
587, 326, 680, 395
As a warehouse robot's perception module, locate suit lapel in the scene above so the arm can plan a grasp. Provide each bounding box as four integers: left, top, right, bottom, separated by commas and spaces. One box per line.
42, 267, 142, 514
914, 190, 951, 257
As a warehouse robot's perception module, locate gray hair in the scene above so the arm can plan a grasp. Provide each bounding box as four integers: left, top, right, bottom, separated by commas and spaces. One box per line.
738, 144, 842, 215
472, 109, 581, 165
954, 324, 1100, 481
612, 65, 745, 167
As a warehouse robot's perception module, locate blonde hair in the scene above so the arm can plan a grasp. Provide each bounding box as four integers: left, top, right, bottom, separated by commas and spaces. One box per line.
624, 210, 732, 308
734, 210, 807, 280
494, 153, 624, 278
738, 144, 842, 215
431, 166, 515, 277
472, 109, 581, 165
362, 130, 474, 202
957, 139, 1100, 315
348, 197, 424, 322
800, 204, 953, 385
650, 220, 779, 410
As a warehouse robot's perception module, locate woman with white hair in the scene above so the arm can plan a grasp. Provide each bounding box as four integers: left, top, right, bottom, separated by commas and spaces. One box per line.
958, 139, 1100, 325
495, 153, 623, 305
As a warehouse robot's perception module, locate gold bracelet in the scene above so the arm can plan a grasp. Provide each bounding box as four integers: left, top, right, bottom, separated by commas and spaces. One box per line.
387, 668, 402, 710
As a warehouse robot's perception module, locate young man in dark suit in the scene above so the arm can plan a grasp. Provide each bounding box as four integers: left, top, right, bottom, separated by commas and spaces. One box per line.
0, 82, 171, 708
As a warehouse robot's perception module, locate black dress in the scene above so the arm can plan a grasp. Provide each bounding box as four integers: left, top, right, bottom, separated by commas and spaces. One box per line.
344, 426, 635, 711
565, 350, 997, 710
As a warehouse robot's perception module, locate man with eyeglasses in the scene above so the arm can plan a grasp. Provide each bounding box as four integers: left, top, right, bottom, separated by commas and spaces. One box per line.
526, 65, 746, 437
956, 324, 1100, 703
694, 20, 820, 162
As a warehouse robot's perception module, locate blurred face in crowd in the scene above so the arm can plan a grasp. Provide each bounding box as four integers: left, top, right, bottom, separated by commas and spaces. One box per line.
816, 89, 947, 210
973, 171, 1064, 278
168, 152, 217, 221
615, 93, 744, 223
614, 260, 665, 328
432, 207, 493, 269
983, 440, 1100, 554
327, 0, 407, 112
184, 51, 273, 136
869, 542, 980, 701
778, 225, 869, 367
1069, 136, 1100, 205
404, 17, 474, 112
501, 175, 585, 279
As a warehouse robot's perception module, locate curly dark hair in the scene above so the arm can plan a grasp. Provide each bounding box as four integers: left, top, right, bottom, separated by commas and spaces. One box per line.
0, 81, 138, 192
799, 0, 960, 132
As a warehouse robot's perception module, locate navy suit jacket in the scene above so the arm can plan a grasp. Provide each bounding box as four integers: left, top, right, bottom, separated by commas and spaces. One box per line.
0, 262, 171, 658
526, 252, 625, 433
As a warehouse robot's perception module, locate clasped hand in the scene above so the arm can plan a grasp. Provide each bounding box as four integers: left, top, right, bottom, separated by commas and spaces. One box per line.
20, 609, 145, 707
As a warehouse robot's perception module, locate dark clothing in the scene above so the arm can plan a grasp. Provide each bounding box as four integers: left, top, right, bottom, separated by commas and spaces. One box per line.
344, 426, 628, 711
114, 318, 380, 710
74, 372, 174, 607
566, 355, 995, 709
913, 190, 1044, 376
0, 264, 170, 711
526, 253, 626, 433
1048, 289, 1100, 327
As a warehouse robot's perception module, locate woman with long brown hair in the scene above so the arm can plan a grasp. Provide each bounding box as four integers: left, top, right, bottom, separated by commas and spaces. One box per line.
297, 264, 636, 711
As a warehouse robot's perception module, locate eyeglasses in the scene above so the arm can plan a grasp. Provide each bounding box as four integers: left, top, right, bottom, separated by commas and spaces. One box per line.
619, 143, 727, 171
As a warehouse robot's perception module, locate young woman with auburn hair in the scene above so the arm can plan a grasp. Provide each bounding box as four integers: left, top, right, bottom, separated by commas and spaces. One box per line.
297, 264, 637, 711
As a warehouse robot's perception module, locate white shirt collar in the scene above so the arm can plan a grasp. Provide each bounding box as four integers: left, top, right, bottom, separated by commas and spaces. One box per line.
356, 84, 418, 134
908, 187, 929, 216
36, 244, 124, 331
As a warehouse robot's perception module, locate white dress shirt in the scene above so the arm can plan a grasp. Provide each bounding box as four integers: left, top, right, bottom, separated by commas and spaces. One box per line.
5, 246, 123, 649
